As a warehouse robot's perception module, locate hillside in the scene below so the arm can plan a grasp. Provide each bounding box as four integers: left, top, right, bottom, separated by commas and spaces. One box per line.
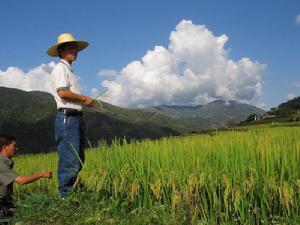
271, 96, 300, 119
241, 96, 300, 125
0, 87, 186, 154
143, 100, 265, 131
0, 87, 266, 153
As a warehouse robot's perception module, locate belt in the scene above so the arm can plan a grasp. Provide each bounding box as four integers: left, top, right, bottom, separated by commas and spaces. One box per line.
58, 108, 83, 116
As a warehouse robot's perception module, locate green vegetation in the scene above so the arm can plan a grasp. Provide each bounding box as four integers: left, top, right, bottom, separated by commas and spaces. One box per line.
10, 125, 299, 224
0, 87, 267, 154
0, 87, 184, 154
243, 96, 300, 125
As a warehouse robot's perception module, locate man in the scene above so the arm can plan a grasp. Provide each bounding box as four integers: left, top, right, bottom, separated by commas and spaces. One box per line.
47, 33, 94, 198
0, 134, 52, 217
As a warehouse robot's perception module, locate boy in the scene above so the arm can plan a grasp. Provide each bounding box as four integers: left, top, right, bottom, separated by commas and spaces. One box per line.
0, 134, 52, 217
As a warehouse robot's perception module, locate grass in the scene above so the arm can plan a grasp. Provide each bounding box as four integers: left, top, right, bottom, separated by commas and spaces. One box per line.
10, 125, 300, 224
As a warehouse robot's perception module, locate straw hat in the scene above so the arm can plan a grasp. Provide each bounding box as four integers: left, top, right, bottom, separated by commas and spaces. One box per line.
47, 33, 89, 57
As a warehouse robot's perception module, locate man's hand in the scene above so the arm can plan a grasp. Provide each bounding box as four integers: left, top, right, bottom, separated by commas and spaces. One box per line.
83, 96, 94, 107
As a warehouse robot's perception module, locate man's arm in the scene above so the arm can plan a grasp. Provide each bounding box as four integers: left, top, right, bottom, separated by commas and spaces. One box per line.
15, 171, 52, 185
58, 89, 94, 107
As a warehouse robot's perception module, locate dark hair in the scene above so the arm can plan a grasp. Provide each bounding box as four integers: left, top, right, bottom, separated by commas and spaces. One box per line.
0, 134, 16, 149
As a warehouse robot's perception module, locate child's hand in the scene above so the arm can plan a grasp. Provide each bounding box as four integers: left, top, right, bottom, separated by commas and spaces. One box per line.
42, 171, 53, 179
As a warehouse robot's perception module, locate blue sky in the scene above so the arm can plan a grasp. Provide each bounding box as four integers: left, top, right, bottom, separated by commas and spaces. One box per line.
0, 0, 300, 109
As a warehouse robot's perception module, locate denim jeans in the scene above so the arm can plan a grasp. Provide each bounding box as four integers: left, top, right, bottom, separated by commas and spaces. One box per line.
55, 111, 85, 197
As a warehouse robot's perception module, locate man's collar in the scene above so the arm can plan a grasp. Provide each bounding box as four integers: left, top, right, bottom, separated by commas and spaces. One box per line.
60, 59, 73, 72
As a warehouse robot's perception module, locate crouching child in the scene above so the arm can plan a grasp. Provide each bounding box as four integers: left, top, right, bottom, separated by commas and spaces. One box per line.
0, 134, 52, 218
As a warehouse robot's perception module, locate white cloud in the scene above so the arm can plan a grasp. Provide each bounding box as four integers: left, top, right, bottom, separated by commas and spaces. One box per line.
100, 20, 266, 108
295, 14, 300, 25
287, 93, 296, 100
0, 62, 55, 93
97, 69, 118, 77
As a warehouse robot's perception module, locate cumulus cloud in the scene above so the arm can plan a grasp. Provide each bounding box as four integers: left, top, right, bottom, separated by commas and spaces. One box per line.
100, 20, 266, 108
97, 69, 118, 77
0, 62, 55, 93
296, 14, 300, 25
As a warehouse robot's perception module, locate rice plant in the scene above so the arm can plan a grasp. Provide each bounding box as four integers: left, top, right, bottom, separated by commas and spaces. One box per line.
13, 125, 300, 224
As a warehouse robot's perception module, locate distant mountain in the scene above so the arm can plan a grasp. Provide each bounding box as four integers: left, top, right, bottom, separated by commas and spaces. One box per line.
0, 87, 186, 154
143, 100, 265, 131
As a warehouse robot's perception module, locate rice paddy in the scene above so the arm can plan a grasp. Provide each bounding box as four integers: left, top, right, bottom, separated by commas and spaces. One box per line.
12, 125, 300, 224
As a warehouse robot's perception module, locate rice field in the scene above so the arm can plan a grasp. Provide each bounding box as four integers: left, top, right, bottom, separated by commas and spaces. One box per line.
12, 125, 300, 224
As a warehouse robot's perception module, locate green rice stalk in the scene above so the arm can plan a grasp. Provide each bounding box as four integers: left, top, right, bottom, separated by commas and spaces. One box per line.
93, 90, 107, 112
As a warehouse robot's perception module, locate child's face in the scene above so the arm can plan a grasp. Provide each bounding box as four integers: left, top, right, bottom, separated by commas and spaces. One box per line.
4, 140, 17, 158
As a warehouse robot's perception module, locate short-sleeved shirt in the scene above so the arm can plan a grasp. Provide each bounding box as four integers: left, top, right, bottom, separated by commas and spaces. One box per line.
0, 156, 19, 202
50, 59, 83, 111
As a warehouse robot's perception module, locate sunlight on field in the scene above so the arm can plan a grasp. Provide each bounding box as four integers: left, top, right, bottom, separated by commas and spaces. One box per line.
13, 126, 300, 224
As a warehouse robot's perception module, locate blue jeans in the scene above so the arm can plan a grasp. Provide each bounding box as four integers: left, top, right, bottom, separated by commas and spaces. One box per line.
55, 111, 85, 197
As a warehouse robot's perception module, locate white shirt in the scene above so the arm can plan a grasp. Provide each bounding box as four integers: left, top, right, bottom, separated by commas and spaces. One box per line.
50, 59, 83, 111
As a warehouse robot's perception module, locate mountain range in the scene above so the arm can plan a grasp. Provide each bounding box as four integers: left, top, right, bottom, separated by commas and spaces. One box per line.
0, 87, 264, 153
143, 101, 265, 132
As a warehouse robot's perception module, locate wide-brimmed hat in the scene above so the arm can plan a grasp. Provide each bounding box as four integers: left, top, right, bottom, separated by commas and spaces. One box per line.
47, 33, 89, 57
